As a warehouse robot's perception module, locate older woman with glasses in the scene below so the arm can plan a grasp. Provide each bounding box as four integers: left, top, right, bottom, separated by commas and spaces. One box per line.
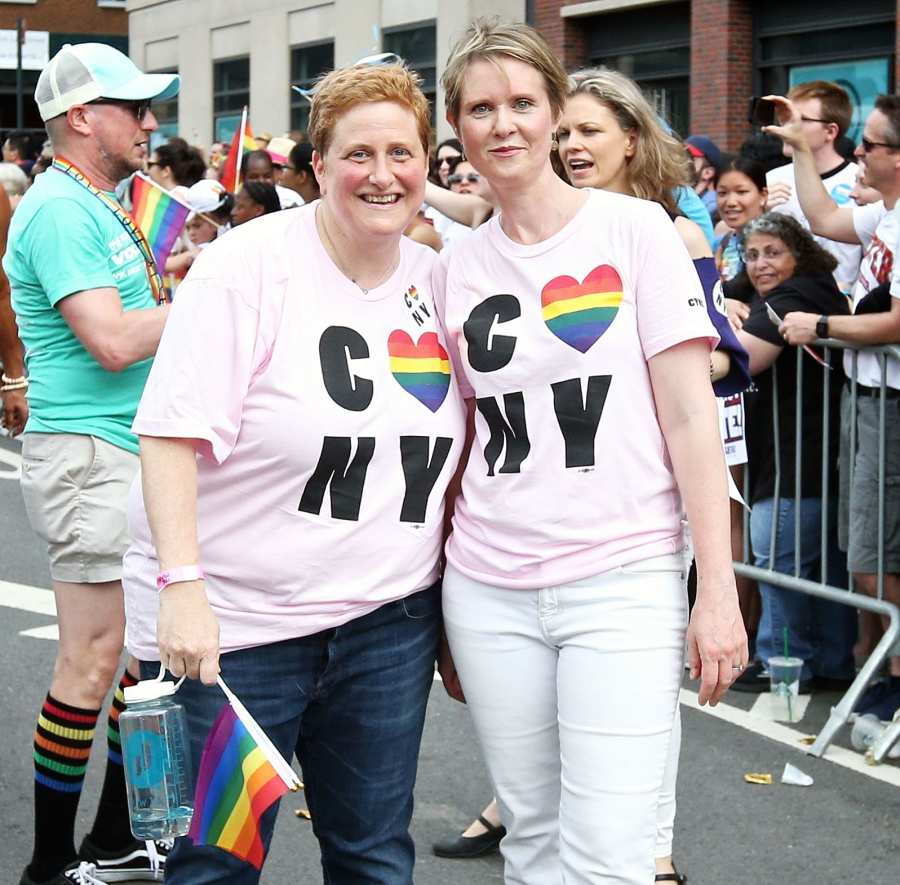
732, 212, 856, 695
122, 62, 465, 884
434, 19, 746, 885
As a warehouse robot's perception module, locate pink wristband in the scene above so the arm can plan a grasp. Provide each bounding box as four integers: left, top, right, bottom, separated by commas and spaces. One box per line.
157, 565, 205, 592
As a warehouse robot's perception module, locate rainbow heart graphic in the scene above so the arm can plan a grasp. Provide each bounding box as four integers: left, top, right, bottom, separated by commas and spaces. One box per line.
541, 264, 624, 352
388, 330, 451, 412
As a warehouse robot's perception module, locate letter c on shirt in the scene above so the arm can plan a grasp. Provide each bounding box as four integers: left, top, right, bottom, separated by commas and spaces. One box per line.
318, 326, 373, 411
463, 294, 521, 373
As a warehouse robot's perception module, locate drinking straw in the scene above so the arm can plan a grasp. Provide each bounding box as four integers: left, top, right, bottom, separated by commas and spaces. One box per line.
783, 627, 793, 721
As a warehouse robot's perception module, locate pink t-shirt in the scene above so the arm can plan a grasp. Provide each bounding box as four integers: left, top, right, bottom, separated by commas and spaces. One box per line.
124, 205, 465, 659
435, 189, 717, 589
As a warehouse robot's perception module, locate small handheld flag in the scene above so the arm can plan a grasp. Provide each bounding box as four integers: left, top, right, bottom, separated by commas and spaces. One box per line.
187, 677, 301, 869
130, 173, 191, 273
220, 107, 257, 193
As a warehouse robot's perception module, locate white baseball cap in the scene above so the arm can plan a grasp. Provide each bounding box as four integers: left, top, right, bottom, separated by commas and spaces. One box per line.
35, 42, 180, 122
184, 179, 228, 215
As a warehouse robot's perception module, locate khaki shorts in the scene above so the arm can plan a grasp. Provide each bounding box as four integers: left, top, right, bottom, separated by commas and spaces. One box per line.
20, 432, 138, 583
838, 388, 900, 575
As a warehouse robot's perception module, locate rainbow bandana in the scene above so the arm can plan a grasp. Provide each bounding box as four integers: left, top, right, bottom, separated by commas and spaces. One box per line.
51, 157, 169, 305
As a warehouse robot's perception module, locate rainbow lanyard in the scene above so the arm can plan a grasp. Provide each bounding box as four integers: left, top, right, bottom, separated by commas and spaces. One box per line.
51, 156, 168, 305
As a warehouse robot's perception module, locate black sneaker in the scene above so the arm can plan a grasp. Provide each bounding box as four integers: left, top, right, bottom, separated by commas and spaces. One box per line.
19, 861, 105, 885
78, 835, 172, 882
853, 676, 900, 714
730, 660, 770, 693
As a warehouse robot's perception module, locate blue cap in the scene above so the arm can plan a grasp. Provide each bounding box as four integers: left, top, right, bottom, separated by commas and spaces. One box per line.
685, 135, 723, 171
35, 42, 180, 122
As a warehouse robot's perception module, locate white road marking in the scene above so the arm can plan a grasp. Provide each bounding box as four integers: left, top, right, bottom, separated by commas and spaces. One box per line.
0, 579, 55, 615
748, 690, 812, 722
19, 624, 59, 641
680, 688, 900, 787
0, 579, 57, 639
0, 444, 22, 480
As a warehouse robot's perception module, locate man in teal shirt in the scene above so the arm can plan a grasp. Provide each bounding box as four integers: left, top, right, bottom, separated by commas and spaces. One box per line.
3, 43, 178, 885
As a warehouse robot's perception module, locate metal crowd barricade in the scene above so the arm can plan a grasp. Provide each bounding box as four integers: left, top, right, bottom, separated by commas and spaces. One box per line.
733, 339, 900, 762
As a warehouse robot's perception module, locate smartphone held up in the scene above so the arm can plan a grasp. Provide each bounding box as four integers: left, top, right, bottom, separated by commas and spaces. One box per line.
748, 96, 777, 128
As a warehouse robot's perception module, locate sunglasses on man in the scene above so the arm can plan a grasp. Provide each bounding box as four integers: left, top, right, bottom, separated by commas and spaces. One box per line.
860, 136, 900, 153
88, 98, 154, 122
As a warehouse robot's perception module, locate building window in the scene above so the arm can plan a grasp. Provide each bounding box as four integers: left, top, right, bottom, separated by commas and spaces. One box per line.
383, 22, 436, 122
754, 0, 894, 144
587, 1, 690, 138
290, 41, 334, 135
150, 70, 178, 150
213, 56, 249, 143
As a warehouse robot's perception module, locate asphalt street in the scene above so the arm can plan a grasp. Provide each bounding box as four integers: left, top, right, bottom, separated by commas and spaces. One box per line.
1, 432, 898, 884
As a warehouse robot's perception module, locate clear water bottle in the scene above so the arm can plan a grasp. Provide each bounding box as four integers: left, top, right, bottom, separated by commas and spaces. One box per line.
120, 674, 194, 839
850, 713, 900, 759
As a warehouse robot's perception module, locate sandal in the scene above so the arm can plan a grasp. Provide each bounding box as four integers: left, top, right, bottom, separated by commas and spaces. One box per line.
655, 869, 687, 883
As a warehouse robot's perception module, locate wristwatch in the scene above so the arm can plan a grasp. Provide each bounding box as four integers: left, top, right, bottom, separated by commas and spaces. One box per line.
157, 565, 205, 592
816, 315, 829, 339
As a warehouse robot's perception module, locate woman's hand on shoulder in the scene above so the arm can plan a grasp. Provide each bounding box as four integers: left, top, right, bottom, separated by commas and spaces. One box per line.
725, 298, 750, 331
687, 573, 749, 706
157, 580, 220, 685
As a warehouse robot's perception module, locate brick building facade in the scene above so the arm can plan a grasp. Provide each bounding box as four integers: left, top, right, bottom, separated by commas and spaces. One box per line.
533, 0, 899, 152
0, 0, 128, 133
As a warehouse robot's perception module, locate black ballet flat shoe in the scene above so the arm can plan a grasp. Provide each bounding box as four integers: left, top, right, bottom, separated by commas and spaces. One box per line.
656, 868, 688, 883
432, 815, 506, 859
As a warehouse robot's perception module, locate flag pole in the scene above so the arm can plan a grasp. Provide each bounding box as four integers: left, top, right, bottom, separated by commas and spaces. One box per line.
234, 106, 248, 192
216, 675, 302, 791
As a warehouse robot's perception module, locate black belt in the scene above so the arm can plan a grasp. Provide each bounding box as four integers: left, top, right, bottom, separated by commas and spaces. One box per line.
850, 383, 900, 400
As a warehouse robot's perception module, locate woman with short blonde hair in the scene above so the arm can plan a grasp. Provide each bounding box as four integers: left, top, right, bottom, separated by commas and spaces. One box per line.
435, 19, 747, 885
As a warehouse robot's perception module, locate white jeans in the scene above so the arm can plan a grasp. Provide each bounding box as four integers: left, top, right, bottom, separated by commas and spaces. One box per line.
443, 554, 688, 885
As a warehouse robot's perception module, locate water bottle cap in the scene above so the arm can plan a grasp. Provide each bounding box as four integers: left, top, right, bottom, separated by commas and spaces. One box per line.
124, 679, 179, 703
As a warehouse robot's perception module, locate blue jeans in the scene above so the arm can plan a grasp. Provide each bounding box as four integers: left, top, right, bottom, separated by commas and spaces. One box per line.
139, 583, 440, 885
751, 498, 856, 681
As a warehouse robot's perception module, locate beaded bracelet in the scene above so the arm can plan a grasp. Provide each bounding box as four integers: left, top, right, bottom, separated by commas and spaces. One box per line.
1, 373, 28, 392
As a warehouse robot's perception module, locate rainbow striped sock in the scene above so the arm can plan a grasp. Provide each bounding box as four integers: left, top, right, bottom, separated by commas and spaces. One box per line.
87, 670, 139, 851
28, 693, 99, 881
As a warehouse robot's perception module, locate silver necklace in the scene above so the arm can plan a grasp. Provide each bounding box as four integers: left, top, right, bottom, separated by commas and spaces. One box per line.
318, 209, 399, 295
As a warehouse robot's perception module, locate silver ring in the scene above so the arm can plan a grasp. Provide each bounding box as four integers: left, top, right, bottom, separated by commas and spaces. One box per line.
731, 665, 744, 671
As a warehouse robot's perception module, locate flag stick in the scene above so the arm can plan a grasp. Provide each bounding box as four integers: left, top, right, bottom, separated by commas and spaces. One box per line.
234, 106, 248, 192
216, 675, 302, 791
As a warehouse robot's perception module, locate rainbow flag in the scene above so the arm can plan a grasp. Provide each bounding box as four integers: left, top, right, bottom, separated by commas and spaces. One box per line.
187, 704, 289, 869
220, 107, 257, 192
130, 174, 190, 273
